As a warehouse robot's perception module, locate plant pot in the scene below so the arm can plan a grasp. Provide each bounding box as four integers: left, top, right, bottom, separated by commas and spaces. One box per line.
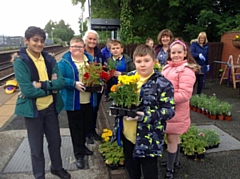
197, 108, 202, 113
209, 114, 217, 120
109, 69, 116, 77
225, 115, 232, 121
192, 107, 197, 112
201, 110, 206, 115
84, 85, 102, 92
232, 40, 240, 48
106, 163, 118, 170
217, 115, 224, 120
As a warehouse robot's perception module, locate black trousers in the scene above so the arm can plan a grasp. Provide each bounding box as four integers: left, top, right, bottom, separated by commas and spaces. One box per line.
122, 134, 158, 179
67, 103, 92, 159
25, 103, 62, 179
88, 92, 103, 135
195, 73, 205, 94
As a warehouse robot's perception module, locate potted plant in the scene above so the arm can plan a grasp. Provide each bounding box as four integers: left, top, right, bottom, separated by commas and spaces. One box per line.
181, 125, 207, 160
105, 59, 119, 77
98, 141, 124, 170
222, 102, 232, 121
232, 34, 240, 48
217, 104, 225, 120
79, 62, 105, 92
202, 129, 220, 149
109, 74, 142, 117
190, 95, 199, 111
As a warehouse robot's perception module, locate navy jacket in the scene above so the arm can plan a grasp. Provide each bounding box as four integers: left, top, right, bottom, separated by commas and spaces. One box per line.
190, 42, 209, 67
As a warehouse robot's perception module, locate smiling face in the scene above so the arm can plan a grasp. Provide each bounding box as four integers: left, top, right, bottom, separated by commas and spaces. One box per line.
85, 32, 98, 49
69, 40, 85, 58
134, 54, 155, 78
169, 43, 187, 62
24, 35, 44, 58
161, 35, 171, 46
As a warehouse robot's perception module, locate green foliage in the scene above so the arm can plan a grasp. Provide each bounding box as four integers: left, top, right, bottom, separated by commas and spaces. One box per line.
98, 141, 124, 165
44, 20, 74, 43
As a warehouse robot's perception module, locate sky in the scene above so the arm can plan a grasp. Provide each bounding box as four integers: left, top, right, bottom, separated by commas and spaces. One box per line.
0, 0, 88, 37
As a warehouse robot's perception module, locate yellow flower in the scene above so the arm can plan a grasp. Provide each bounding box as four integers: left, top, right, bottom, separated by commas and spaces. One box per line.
109, 74, 140, 108
235, 35, 240, 41
103, 128, 109, 132
104, 137, 110, 141
101, 133, 107, 138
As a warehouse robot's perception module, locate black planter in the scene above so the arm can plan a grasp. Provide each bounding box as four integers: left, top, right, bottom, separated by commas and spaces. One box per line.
109, 105, 144, 117
106, 163, 118, 170
84, 85, 102, 92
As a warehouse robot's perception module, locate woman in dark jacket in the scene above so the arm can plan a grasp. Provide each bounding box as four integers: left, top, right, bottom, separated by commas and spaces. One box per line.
190, 32, 209, 94
154, 29, 174, 66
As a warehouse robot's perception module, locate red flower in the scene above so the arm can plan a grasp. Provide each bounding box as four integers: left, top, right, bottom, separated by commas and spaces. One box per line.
100, 70, 110, 81
84, 72, 90, 80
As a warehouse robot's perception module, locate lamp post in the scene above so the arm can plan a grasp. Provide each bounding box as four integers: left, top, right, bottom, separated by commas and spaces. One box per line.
51, 27, 54, 44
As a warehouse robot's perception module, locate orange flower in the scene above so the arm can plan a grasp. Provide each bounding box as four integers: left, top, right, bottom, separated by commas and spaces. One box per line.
110, 84, 118, 92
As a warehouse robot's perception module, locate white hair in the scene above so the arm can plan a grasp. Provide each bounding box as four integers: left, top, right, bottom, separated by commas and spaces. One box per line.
83, 30, 99, 44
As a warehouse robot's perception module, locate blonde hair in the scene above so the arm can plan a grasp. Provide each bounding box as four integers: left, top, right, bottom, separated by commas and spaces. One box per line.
197, 32, 208, 45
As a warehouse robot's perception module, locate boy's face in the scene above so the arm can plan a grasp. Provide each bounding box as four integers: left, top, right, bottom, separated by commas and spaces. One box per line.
146, 40, 154, 48
110, 44, 123, 58
134, 54, 155, 78
70, 41, 85, 57
24, 35, 44, 56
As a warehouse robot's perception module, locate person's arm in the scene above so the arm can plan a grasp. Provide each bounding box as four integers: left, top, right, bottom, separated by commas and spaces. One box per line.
58, 60, 76, 90
38, 62, 65, 91
14, 58, 51, 98
190, 42, 199, 59
174, 68, 196, 103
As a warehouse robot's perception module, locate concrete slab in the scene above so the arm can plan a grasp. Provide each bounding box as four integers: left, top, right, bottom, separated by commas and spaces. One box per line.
3, 136, 88, 173
197, 124, 240, 153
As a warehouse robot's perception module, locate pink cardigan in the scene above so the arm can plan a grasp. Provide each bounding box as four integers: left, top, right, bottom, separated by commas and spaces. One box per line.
161, 60, 196, 134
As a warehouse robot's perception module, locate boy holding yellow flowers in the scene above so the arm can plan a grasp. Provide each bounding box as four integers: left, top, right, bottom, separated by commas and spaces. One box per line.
111, 44, 175, 179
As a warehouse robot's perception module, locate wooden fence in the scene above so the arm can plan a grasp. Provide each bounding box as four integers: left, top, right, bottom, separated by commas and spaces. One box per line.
98, 42, 224, 79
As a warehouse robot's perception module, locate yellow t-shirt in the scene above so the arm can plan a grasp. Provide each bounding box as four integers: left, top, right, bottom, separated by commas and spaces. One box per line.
72, 55, 91, 104
123, 71, 154, 144
26, 50, 53, 111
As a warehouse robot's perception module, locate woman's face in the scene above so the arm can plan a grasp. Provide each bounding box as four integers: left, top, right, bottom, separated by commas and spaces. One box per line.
161, 35, 171, 46
170, 44, 187, 62
85, 32, 98, 49
199, 36, 205, 44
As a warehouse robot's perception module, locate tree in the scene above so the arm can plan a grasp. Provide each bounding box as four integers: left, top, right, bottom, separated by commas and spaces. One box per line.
44, 20, 75, 43
71, 0, 240, 43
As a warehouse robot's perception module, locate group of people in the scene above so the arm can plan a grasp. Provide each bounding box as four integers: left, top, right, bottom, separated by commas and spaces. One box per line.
13, 25, 209, 179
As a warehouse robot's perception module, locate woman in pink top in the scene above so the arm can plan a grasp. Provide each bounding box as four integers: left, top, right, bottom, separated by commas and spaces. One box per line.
161, 40, 200, 179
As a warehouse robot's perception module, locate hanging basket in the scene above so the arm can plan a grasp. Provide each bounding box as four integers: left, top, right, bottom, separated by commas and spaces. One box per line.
232, 40, 240, 48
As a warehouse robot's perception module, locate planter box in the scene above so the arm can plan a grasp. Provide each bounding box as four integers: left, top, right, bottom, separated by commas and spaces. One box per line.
84, 85, 102, 92
109, 105, 144, 117
232, 40, 240, 48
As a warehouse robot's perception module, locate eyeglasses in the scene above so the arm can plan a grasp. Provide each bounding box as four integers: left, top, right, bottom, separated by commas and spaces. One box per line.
70, 46, 84, 49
